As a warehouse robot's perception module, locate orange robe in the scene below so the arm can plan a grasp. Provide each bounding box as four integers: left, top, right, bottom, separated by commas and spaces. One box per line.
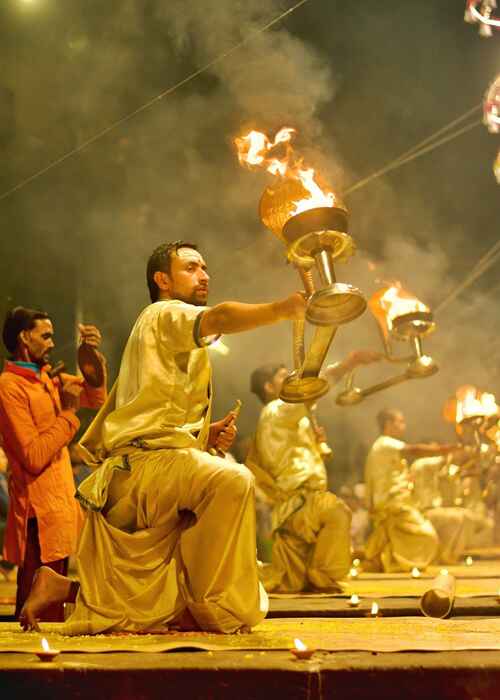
0, 361, 106, 566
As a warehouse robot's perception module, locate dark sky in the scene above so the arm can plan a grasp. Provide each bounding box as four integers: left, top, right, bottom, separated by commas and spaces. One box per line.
0, 0, 498, 484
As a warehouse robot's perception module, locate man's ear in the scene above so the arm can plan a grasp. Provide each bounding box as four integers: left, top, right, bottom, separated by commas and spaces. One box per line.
263, 380, 274, 398
19, 330, 29, 347
153, 270, 171, 294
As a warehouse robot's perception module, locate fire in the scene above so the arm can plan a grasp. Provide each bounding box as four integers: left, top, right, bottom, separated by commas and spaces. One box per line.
41, 638, 50, 652
369, 282, 429, 335
234, 126, 335, 217
294, 638, 307, 651
455, 385, 499, 423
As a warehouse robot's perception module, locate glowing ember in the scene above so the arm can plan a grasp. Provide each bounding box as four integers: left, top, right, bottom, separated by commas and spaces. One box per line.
294, 638, 307, 651
235, 126, 336, 219
455, 386, 499, 423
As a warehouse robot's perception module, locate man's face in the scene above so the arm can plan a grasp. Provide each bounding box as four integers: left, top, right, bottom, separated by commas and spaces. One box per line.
388, 411, 406, 439
166, 248, 210, 306
20, 319, 55, 366
266, 367, 289, 401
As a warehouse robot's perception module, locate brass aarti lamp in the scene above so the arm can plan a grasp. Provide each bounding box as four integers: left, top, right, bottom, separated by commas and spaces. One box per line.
336, 283, 438, 406
259, 177, 366, 403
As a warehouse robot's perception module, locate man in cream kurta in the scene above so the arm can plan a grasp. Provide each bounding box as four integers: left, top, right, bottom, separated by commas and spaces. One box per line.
364, 409, 456, 573
19, 241, 307, 634
246, 353, 381, 592
410, 456, 490, 563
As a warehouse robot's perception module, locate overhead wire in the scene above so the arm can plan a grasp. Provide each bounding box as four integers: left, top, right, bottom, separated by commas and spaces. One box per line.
0, 0, 312, 203
343, 106, 482, 197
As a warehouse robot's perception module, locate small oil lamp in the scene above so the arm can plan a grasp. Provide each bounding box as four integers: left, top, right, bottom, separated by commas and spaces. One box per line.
36, 637, 60, 662
290, 638, 315, 660
336, 282, 438, 406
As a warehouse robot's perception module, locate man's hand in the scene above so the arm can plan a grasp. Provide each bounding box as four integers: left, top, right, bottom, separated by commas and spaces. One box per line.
78, 324, 102, 349
208, 411, 238, 454
60, 379, 83, 412
325, 349, 383, 382
277, 292, 307, 321
344, 349, 383, 370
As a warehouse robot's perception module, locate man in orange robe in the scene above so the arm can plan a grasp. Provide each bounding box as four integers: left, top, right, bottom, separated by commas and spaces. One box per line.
0, 306, 107, 621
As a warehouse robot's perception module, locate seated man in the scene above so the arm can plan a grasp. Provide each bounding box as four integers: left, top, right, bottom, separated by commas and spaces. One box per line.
364, 408, 456, 573
20, 240, 306, 634
247, 351, 379, 593
410, 456, 487, 563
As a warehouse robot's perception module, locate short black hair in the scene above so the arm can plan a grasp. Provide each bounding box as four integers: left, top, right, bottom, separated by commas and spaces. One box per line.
377, 407, 401, 433
146, 241, 199, 303
250, 363, 285, 404
2, 307, 50, 355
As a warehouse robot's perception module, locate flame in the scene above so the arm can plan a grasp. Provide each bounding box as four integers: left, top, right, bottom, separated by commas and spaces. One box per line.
369, 282, 429, 336
455, 385, 499, 423
370, 602, 379, 616
41, 638, 50, 652
294, 638, 307, 651
235, 126, 335, 217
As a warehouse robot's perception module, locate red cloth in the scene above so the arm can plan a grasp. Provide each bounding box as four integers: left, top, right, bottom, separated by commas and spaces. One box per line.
15, 518, 68, 622
0, 361, 107, 566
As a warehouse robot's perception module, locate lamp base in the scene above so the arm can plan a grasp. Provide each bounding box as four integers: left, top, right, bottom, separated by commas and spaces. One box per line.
406, 355, 439, 379
336, 388, 364, 406
306, 283, 366, 326
280, 374, 330, 404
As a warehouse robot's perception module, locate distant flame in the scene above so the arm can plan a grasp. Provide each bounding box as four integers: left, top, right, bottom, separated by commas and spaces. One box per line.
369, 282, 429, 336
370, 602, 379, 616
41, 638, 50, 652
294, 638, 307, 651
455, 385, 498, 423
235, 126, 335, 217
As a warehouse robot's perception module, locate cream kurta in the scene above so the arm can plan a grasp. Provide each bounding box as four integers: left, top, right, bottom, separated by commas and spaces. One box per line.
364, 435, 438, 572
63, 300, 267, 635
247, 399, 351, 592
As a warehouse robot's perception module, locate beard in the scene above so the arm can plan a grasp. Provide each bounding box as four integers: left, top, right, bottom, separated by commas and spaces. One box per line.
176, 288, 208, 306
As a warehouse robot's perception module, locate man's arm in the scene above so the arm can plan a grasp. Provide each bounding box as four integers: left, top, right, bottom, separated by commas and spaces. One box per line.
401, 443, 457, 461
0, 382, 80, 475
325, 349, 383, 384
198, 292, 306, 337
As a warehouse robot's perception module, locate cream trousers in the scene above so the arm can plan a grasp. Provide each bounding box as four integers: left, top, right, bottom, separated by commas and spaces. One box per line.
63, 448, 268, 635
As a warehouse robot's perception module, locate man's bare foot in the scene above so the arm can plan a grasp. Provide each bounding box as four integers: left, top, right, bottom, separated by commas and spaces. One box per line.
19, 566, 76, 632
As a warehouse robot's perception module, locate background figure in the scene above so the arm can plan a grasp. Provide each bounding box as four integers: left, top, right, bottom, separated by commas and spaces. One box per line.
410, 455, 488, 564
246, 352, 379, 593
0, 307, 106, 620
364, 408, 456, 573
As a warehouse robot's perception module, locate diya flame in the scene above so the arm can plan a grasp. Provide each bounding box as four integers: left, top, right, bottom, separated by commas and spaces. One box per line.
368, 282, 430, 336
234, 126, 335, 217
